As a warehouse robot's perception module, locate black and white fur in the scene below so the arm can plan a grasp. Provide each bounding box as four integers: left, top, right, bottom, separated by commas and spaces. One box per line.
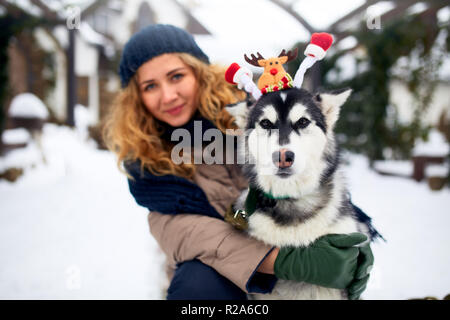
226, 87, 371, 300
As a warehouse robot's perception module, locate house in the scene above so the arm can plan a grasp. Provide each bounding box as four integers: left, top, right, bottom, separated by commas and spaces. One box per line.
5, 0, 211, 128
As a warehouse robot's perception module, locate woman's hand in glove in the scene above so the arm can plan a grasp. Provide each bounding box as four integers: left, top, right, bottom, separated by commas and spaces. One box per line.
273, 233, 369, 290
347, 243, 374, 300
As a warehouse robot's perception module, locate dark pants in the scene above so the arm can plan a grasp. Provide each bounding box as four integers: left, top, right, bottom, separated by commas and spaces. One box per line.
166, 259, 248, 300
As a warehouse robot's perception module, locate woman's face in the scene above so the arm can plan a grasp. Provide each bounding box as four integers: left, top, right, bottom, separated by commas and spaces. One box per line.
137, 53, 198, 127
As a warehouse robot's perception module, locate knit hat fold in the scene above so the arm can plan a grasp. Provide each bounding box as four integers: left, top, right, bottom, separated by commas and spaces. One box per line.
119, 24, 210, 88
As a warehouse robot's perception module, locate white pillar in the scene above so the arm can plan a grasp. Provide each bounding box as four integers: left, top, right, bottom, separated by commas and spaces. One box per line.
88, 72, 100, 124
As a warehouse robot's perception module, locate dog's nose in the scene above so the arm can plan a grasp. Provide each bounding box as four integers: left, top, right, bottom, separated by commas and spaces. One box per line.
272, 149, 295, 169
270, 68, 278, 75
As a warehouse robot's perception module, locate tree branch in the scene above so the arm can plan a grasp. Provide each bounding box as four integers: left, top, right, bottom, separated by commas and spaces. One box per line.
328, 0, 380, 33
29, 0, 59, 20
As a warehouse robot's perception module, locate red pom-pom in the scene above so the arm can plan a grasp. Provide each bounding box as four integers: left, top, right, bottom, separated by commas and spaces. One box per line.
310, 33, 333, 51
225, 63, 241, 84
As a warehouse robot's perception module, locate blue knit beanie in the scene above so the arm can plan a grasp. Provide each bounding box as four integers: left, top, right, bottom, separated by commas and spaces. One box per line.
119, 24, 210, 88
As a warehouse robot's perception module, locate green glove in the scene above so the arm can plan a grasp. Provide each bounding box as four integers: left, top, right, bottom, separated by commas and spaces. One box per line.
348, 244, 374, 300
274, 233, 367, 290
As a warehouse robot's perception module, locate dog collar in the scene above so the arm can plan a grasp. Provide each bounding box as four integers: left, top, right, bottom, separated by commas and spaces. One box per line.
224, 186, 293, 230
261, 190, 292, 200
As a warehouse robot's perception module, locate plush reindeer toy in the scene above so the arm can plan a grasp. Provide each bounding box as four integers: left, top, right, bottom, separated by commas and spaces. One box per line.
244, 48, 298, 93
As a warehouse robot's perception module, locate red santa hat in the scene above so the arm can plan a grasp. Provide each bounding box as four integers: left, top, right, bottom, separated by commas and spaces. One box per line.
293, 32, 334, 88
304, 32, 334, 60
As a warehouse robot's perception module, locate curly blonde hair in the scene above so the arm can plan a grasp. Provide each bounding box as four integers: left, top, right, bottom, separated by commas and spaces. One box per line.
103, 53, 245, 179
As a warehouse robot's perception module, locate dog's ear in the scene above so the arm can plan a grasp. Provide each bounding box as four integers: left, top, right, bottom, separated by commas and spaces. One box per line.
225, 100, 253, 129
314, 88, 351, 130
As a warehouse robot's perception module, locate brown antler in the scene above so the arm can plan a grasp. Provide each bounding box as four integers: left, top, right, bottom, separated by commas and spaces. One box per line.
244, 52, 265, 66
278, 48, 298, 63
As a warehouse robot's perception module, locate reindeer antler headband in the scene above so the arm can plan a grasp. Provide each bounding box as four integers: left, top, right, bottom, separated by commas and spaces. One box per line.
225, 33, 334, 100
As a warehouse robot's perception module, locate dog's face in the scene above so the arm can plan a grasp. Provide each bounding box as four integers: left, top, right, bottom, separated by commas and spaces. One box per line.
226, 87, 351, 198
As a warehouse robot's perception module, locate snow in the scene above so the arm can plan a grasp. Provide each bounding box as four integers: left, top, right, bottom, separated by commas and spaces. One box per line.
373, 160, 413, 177
79, 22, 106, 46
413, 130, 449, 157
425, 163, 449, 177
365, 1, 395, 19
346, 154, 450, 300
326, 53, 358, 83
8, 93, 49, 120
12, 0, 43, 17
0, 137, 42, 173
336, 36, 358, 51
438, 6, 450, 24
1, 128, 31, 145
0, 124, 166, 299
1, 123, 449, 300
406, 2, 428, 16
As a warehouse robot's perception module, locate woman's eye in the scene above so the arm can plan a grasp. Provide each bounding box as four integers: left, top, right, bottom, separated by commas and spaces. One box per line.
172, 73, 184, 81
294, 117, 311, 129
259, 119, 274, 129
144, 83, 156, 91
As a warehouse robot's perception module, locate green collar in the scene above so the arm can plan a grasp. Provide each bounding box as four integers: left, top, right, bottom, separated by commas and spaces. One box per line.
225, 186, 294, 231
244, 186, 292, 216
261, 190, 292, 200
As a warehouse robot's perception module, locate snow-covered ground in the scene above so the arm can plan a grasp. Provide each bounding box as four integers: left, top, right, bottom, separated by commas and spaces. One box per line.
1, 122, 449, 300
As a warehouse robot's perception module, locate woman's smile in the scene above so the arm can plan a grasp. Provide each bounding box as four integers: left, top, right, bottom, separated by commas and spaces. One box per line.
165, 103, 185, 116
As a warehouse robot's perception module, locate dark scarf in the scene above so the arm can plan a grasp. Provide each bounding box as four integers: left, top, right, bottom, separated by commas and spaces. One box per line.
125, 113, 223, 220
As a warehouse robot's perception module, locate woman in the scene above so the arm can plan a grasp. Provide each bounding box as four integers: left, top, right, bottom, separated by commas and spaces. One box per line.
104, 24, 373, 300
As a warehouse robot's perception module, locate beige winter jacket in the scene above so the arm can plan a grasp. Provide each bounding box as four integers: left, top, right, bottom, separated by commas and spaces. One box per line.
147, 161, 276, 293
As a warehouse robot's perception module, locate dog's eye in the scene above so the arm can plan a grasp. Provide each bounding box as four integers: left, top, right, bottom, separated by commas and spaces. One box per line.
259, 119, 275, 129
294, 117, 311, 130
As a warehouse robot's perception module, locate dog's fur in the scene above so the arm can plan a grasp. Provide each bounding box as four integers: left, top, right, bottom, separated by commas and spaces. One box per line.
226, 87, 371, 300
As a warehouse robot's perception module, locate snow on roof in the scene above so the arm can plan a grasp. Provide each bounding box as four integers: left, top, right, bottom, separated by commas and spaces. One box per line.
79, 21, 106, 46
413, 130, 449, 157
8, 93, 49, 120
438, 6, 450, 24
366, 1, 395, 18
373, 160, 413, 177
11, 0, 43, 17
78, 21, 116, 58
425, 163, 449, 177
406, 2, 428, 16
1, 128, 31, 145
41, 0, 95, 13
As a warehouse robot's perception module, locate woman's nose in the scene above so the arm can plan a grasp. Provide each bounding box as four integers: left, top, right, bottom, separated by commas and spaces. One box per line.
161, 84, 178, 103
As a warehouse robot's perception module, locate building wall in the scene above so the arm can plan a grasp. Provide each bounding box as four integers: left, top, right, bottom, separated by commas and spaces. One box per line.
7, 32, 53, 119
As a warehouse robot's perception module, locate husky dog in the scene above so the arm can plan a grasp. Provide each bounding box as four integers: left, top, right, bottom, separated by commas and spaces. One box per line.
226, 87, 373, 300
